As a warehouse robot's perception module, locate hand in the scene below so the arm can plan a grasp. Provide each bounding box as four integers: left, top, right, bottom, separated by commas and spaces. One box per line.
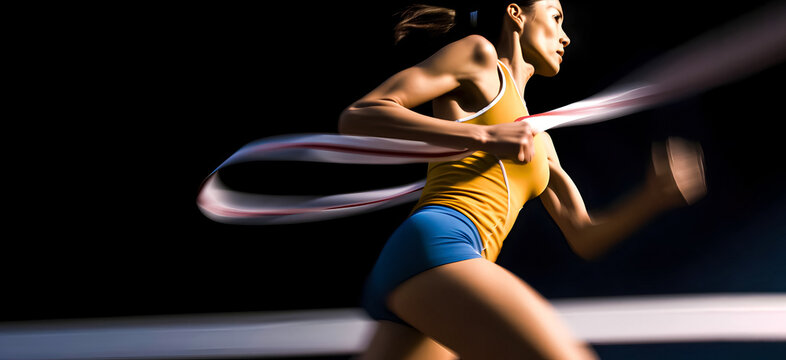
480, 121, 537, 164
647, 137, 707, 208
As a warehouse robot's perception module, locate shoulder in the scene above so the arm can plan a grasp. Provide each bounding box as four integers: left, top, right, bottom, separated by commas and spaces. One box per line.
420, 35, 498, 80
457, 34, 498, 67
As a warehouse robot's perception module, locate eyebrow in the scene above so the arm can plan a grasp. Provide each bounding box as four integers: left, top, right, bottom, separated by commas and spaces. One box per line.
548, 5, 564, 19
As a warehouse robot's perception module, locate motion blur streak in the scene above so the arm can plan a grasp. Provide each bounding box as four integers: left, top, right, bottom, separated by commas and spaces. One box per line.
1, 294, 785, 359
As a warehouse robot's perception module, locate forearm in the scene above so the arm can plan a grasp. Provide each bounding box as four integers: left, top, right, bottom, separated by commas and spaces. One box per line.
569, 186, 667, 260
338, 99, 487, 150
545, 137, 705, 261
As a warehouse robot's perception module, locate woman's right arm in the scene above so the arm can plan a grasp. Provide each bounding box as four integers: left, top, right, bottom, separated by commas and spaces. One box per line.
339, 35, 536, 163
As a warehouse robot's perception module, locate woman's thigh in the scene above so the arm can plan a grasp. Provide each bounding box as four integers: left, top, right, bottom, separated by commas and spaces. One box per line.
358, 320, 457, 360
387, 258, 597, 360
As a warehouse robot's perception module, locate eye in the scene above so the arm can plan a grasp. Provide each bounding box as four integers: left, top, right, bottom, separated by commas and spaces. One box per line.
553, 14, 562, 23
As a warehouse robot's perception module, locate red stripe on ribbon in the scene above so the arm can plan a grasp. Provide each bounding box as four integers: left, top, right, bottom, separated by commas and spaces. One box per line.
249, 142, 468, 159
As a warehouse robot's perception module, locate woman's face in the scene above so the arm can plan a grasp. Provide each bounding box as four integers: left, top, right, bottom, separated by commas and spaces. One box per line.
519, 0, 571, 76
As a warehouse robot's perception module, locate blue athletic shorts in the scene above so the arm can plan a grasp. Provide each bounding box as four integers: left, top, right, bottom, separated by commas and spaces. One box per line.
361, 205, 485, 327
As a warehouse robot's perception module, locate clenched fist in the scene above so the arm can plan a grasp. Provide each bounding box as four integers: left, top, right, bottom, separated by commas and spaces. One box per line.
480, 121, 537, 164
647, 137, 707, 208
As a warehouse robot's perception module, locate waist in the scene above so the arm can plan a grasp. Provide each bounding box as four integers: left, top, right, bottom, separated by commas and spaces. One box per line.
414, 162, 512, 262
412, 205, 482, 241
412, 148, 548, 261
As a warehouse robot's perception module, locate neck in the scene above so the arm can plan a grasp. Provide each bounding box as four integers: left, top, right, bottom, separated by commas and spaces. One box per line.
495, 30, 534, 95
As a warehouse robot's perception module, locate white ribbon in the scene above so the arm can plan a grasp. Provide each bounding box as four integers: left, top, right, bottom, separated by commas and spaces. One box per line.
198, 1, 785, 225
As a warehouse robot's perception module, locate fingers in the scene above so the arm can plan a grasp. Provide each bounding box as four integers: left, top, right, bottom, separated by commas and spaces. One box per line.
485, 121, 537, 164
648, 137, 708, 206
518, 120, 535, 134
666, 137, 707, 204
516, 147, 534, 164
515, 121, 536, 164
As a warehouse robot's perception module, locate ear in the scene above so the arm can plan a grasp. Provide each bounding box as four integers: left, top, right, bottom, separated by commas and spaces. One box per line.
506, 4, 526, 32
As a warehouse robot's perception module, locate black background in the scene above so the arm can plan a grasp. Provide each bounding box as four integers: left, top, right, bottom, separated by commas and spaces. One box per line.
8, 1, 786, 358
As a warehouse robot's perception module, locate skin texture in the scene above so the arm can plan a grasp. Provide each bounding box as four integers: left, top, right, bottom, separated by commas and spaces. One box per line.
519, 1, 570, 76
342, 1, 706, 359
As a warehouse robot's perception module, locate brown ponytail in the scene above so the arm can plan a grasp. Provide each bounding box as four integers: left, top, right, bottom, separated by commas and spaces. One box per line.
390, 2, 539, 67
392, 2, 541, 46
393, 4, 457, 45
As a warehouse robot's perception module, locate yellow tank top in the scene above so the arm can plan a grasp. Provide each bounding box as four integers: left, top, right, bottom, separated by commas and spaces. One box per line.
413, 60, 551, 262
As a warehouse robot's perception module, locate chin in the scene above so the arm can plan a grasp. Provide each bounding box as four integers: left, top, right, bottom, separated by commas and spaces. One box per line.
536, 64, 560, 77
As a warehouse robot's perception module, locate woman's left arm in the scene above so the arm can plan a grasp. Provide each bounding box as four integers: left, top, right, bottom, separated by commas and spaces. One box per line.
538, 133, 707, 261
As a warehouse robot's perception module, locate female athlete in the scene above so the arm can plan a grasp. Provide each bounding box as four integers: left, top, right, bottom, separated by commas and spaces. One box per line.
339, 1, 707, 359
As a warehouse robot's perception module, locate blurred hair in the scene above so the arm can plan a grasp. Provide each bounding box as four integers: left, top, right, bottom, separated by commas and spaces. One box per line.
393, 2, 539, 46
393, 4, 458, 45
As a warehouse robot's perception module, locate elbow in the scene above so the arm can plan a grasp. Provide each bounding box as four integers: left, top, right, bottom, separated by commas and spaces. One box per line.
566, 239, 594, 261
560, 217, 601, 261
565, 232, 604, 262
338, 105, 359, 135
338, 100, 380, 135
338, 98, 397, 136
573, 245, 603, 262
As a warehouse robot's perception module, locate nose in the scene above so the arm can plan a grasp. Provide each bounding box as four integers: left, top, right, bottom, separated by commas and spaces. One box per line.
560, 29, 571, 48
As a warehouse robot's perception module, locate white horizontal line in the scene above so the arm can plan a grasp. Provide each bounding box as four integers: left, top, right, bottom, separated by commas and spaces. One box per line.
0, 294, 784, 359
